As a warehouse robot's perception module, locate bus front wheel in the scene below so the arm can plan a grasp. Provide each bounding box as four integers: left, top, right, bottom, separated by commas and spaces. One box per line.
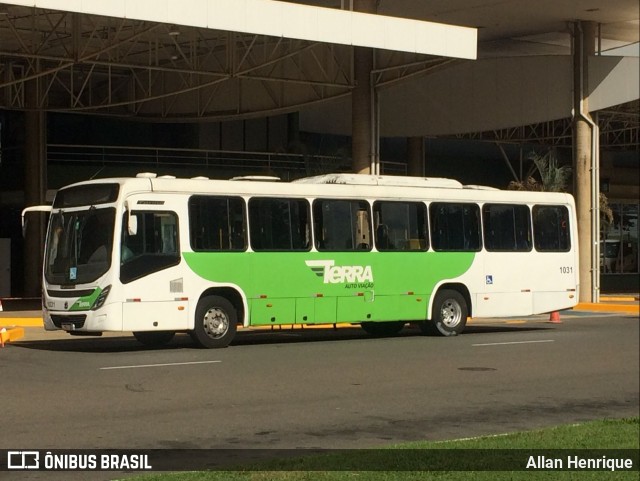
191, 295, 237, 348
421, 289, 467, 336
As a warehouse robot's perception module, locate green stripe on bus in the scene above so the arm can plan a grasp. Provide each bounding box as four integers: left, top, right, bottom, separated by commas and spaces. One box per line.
69, 287, 102, 311
183, 252, 475, 324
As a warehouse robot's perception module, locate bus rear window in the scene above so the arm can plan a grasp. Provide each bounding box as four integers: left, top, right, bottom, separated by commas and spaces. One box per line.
533, 205, 571, 252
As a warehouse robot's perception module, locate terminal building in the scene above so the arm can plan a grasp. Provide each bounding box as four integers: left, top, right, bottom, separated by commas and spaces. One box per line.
0, 0, 638, 299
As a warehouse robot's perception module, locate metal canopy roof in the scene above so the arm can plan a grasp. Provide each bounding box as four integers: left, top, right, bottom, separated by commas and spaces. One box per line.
0, 0, 638, 130
0, 0, 478, 57
296, 0, 638, 51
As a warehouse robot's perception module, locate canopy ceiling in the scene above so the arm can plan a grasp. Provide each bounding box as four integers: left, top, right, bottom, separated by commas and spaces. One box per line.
0, 1, 638, 134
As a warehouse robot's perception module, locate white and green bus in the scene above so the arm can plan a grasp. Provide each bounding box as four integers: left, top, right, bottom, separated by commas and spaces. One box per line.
33, 172, 578, 348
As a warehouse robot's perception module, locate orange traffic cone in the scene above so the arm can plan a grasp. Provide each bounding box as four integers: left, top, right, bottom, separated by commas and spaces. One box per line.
0, 327, 23, 347
548, 311, 561, 323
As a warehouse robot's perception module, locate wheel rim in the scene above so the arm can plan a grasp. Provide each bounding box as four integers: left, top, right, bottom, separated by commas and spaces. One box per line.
440, 298, 462, 328
203, 307, 229, 339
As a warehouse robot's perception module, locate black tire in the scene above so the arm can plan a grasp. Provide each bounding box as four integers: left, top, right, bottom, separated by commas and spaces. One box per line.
191, 295, 237, 348
361, 321, 405, 337
133, 330, 175, 347
420, 289, 467, 336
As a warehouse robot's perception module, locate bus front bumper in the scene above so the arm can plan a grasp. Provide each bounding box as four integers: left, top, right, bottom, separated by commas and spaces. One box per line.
44, 303, 122, 332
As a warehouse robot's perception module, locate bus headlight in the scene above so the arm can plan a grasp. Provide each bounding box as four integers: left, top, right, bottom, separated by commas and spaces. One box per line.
92, 285, 111, 310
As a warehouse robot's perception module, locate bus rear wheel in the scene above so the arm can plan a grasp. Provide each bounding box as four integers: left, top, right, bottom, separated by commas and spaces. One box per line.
361, 321, 405, 337
191, 295, 237, 348
420, 289, 467, 336
133, 330, 175, 347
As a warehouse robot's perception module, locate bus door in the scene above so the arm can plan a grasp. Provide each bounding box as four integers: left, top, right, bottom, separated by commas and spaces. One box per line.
120, 195, 190, 332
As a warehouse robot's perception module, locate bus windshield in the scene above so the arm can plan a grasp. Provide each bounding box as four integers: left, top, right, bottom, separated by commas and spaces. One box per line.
45, 207, 116, 285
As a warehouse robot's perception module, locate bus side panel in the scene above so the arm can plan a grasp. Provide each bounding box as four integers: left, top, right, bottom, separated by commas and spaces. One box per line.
337, 296, 371, 322
183, 251, 476, 325
474, 292, 533, 317
123, 300, 189, 331
533, 291, 576, 313
475, 252, 534, 318
295, 297, 315, 323
315, 297, 337, 323
373, 294, 428, 322
530, 252, 578, 313
250, 298, 295, 325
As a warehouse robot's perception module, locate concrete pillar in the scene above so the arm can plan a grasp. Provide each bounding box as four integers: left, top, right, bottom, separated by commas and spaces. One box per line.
351, 0, 377, 174
24, 79, 47, 297
572, 21, 597, 303
407, 137, 425, 176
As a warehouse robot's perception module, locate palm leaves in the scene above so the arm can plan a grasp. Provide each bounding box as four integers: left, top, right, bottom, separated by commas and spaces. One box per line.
507, 150, 571, 192
507, 150, 614, 231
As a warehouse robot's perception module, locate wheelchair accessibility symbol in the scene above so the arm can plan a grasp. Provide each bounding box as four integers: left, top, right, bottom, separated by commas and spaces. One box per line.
485, 275, 493, 285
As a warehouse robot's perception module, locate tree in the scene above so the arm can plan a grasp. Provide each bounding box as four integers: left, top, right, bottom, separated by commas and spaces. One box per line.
507, 150, 572, 192
507, 150, 613, 229
600, 193, 614, 228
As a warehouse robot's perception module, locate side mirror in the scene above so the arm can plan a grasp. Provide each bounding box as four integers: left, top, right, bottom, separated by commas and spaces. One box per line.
21, 205, 52, 237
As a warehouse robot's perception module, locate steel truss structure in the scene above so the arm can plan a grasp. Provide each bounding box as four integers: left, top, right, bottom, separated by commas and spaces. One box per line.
452, 100, 639, 151
0, 5, 451, 121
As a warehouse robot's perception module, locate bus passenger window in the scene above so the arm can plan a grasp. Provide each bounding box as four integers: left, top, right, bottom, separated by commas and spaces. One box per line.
249, 198, 310, 251
188, 196, 246, 251
533, 205, 571, 252
483, 204, 532, 252
373, 201, 428, 251
429, 202, 481, 252
313, 199, 372, 252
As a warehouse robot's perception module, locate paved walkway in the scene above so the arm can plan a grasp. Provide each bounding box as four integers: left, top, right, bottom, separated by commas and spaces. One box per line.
574, 294, 640, 313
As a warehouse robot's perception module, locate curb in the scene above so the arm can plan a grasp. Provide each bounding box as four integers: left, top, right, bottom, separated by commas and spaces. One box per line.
600, 296, 639, 302
573, 303, 639, 314
0, 317, 45, 327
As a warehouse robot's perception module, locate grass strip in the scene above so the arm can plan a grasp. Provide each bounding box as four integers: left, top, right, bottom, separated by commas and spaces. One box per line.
126, 417, 639, 481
